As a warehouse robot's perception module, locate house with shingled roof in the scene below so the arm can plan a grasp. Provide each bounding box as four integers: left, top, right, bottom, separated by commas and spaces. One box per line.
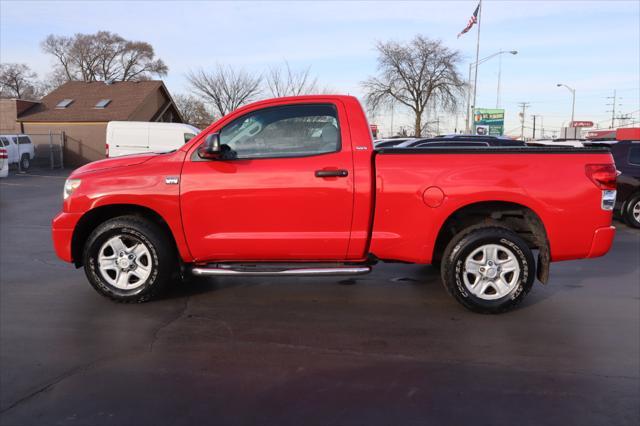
2, 80, 183, 166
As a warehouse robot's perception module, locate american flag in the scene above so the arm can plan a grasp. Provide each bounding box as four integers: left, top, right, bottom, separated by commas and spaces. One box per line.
457, 3, 480, 38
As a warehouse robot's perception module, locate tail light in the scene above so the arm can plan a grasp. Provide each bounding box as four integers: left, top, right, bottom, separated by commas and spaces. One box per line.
586, 163, 618, 211
585, 164, 617, 190
106, 143, 109, 157
0, 149, 7, 159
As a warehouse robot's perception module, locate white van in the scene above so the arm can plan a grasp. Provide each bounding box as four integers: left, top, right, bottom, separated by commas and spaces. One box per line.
106, 122, 201, 158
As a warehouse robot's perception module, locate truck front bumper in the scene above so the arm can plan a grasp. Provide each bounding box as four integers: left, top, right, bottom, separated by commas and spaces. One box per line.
52, 211, 82, 263
587, 226, 616, 258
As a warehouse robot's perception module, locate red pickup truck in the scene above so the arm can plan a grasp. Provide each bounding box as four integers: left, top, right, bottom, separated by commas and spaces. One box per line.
52, 95, 617, 313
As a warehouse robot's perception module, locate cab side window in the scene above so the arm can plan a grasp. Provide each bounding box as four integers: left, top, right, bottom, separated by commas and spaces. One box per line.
629, 146, 640, 166
219, 104, 340, 159
0, 137, 8, 147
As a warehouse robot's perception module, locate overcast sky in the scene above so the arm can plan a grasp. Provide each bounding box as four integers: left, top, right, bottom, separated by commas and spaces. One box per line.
1, 0, 638, 137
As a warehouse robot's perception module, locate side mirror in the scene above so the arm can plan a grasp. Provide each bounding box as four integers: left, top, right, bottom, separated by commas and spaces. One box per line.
198, 133, 221, 159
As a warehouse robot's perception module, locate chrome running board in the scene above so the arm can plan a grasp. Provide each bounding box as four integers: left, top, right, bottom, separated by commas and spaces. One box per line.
191, 265, 371, 277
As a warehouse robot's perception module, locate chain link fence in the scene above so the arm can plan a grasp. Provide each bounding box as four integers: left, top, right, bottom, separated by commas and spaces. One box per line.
30, 131, 65, 169
0, 131, 65, 172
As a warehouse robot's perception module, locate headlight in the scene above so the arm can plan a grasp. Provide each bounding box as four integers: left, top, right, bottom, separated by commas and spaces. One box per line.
63, 179, 81, 200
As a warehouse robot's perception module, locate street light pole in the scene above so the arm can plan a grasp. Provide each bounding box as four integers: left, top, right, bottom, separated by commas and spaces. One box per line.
556, 83, 576, 125
496, 53, 502, 108
465, 50, 518, 133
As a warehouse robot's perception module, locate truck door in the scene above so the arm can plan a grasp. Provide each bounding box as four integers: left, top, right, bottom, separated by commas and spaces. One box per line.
180, 102, 354, 261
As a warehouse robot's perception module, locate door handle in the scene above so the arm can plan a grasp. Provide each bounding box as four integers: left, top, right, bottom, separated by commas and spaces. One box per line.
315, 169, 349, 178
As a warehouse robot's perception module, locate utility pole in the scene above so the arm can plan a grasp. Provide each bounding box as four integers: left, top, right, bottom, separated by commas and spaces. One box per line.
518, 102, 530, 140
532, 114, 538, 139
606, 89, 619, 129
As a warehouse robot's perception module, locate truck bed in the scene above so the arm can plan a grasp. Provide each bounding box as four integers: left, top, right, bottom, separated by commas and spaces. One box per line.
370, 146, 614, 263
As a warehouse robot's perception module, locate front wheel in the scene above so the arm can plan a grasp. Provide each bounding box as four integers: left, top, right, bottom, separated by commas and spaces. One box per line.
440, 227, 536, 314
83, 216, 177, 302
623, 195, 640, 228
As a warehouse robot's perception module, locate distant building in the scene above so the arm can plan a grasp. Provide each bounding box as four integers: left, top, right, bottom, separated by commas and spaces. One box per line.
0, 99, 39, 133
1, 80, 183, 166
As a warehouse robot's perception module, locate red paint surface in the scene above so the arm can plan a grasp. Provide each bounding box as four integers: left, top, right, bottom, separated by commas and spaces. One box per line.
52, 95, 615, 268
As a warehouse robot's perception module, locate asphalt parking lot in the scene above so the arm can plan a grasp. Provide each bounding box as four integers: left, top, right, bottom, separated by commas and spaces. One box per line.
1, 170, 639, 426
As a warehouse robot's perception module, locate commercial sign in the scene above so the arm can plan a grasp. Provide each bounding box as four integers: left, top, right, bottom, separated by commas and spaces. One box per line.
570, 121, 594, 128
585, 130, 616, 140
474, 108, 504, 136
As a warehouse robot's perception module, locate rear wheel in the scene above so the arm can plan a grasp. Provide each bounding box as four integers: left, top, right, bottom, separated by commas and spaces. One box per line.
441, 227, 535, 314
623, 195, 640, 228
83, 216, 177, 302
20, 154, 30, 171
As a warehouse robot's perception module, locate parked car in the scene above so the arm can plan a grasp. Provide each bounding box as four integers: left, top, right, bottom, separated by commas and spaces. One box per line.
53, 95, 617, 313
0, 134, 36, 170
373, 138, 416, 148
585, 129, 640, 228
106, 121, 201, 158
398, 134, 526, 148
527, 139, 585, 148
612, 141, 640, 227
0, 148, 8, 178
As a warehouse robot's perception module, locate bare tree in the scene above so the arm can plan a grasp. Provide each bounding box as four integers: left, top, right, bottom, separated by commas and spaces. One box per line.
174, 94, 216, 129
187, 65, 262, 117
41, 31, 168, 82
37, 68, 68, 96
0, 63, 40, 100
265, 61, 318, 97
362, 35, 465, 137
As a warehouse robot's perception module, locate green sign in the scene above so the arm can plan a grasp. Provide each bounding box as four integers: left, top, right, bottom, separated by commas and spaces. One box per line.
474, 108, 505, 136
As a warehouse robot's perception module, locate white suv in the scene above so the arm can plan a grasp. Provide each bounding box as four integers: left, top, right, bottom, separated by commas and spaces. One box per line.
0, 134, 36, 170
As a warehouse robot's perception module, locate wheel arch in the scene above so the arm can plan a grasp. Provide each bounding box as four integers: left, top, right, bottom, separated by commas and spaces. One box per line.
432, 200, 550, 283
71, 204, 180, 268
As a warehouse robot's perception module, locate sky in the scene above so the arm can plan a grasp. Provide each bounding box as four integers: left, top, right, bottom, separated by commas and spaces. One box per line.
1, 0, 639, 137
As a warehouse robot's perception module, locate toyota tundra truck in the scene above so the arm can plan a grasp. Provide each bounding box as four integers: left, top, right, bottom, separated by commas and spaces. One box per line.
52, 95, 617, 313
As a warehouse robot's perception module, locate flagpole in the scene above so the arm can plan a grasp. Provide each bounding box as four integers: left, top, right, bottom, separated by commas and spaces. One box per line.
470, 0, 482, 134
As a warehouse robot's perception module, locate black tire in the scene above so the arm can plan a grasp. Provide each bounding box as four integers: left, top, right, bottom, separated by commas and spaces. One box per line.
20, 154, 30, 171
623, 194, 640, 228
440, 226, 536, 314
83, 216, 177, 303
